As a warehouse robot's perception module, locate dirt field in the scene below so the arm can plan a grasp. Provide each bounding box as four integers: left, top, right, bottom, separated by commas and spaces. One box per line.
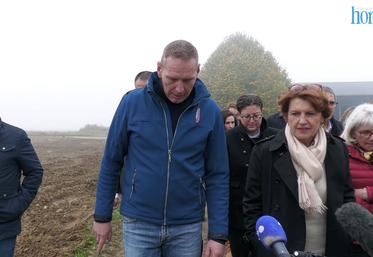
15, 136, 107, 257
15, 135, 231, 257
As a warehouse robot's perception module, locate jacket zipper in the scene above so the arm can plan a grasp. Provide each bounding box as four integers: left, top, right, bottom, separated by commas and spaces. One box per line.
159, 99, 199, 225
129, 169, 137, 200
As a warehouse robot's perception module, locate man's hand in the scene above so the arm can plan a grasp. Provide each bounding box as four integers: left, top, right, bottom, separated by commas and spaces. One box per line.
92, 222, 112, 254
203, 239, 225, 257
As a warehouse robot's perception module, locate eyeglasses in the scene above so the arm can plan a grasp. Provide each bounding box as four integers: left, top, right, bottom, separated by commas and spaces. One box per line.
357, 130, 373, 139
328, 101, 338, 106
241, 113, 263, 121
289, 83, 323, 92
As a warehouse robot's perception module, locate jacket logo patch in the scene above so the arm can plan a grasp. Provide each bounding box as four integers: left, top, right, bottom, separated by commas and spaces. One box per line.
195, 107, 200, 124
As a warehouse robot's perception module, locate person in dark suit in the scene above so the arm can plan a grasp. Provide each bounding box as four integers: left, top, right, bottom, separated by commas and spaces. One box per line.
0, 118, 43, 257
322, 86, 343, 136
226, 94, 278, 257
242, 84, 355, 257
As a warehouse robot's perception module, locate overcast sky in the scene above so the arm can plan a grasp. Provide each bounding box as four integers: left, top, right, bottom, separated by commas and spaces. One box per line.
1, 0, 372, 131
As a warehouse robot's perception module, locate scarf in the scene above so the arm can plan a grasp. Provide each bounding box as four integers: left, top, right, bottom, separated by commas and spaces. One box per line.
285, 125, 327, 214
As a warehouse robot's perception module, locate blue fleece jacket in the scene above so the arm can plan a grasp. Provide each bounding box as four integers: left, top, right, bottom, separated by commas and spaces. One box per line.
94, 72, 229, 238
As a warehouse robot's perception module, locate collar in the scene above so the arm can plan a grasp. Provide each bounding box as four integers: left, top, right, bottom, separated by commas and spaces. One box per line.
325, 120, 333, 133
248, 130, 261, 138
349, 144, 373, 162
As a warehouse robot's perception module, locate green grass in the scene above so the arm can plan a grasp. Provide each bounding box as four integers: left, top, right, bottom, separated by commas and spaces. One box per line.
74, 232, 96, 257
73, 209, 122, 257
112, 209, 121, 221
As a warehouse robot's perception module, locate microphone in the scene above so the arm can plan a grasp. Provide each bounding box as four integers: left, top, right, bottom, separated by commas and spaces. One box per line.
335, 202, 373, 257
256, 215, 291, 257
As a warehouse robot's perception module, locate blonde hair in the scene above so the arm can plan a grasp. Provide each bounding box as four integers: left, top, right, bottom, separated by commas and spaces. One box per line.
341, 103, 373, 145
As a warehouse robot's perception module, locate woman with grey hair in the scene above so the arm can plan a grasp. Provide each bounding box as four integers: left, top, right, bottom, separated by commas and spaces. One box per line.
341, 103, 373, 257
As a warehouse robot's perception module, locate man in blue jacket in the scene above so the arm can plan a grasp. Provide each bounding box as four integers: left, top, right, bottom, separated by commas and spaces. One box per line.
0, 119, 43, 257
93, 40, 229, 257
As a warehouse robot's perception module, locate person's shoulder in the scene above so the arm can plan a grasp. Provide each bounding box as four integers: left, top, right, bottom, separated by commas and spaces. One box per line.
327, 133, 347, 150
123, 88, 143, 99
267, 112, 280, 119
226, 125, 241, 137
256, 134, 276, 145
331, 117, 343, 126
265, 127, 280, 136
1, 122, 28, 143
202, 97, 220, 110
117, 88, 148, 109
2, 122, 26, 135
328, 133, 345, 143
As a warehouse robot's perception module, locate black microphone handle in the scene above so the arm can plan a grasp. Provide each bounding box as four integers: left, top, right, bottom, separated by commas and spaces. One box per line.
272, 242, 292, 257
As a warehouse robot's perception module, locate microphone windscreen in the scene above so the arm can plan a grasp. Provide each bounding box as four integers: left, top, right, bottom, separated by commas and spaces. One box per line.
335, 202, 373, 257
256, 215, 287, 250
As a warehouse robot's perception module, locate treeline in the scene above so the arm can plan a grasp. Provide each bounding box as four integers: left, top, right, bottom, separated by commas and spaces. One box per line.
28, 124, 108, 137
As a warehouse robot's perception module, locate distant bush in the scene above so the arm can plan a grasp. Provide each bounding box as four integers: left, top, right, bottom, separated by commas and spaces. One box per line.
28, 124, 108, 137
78, 124, 108, 137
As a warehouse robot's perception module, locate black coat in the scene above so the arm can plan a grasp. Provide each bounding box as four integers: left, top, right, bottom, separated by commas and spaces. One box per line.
226, 119, 278, 230
0, 119, 43, 240
330, 117, 343, 136
242, 130, 355, 257
266, 112, 286, 130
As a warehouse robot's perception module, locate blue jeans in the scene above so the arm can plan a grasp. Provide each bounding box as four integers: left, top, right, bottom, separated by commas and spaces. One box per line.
0, 237, 16, 257
123, 216, 202, 257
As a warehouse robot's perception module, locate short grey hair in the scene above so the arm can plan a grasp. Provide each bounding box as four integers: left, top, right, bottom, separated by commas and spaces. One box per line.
341, 103, 373, 145
161, 40, 199, 65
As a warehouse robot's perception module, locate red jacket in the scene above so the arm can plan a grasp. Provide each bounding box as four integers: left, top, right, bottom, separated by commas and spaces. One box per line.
348, 144, 373, 213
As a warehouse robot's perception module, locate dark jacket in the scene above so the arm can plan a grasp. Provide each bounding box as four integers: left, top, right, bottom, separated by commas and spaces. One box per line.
266, 112, 286, 130
94, 72, 229, 238
242, 130, 355, 257
330, 117, 343, 137
226, 119, 278, 230
0, 119, 43, 240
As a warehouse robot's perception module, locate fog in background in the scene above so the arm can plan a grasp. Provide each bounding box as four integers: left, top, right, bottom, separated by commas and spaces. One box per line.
1, 0, 372, 131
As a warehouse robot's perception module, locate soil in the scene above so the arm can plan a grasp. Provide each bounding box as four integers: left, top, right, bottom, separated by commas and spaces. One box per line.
15, 136, 231, 257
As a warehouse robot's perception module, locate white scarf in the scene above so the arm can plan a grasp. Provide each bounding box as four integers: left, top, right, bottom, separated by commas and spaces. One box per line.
285, 125, 327, 214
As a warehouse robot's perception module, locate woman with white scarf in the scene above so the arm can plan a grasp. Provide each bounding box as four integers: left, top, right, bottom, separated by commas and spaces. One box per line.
242, 84, 355, 257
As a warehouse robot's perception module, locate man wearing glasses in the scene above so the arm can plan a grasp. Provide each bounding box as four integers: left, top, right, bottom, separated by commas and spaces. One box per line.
322, 86, 344, 136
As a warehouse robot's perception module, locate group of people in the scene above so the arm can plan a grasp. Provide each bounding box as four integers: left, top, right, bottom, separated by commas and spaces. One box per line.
2, 39, 373, 257
224, 88, 373, 257
92, 39, 373, 257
